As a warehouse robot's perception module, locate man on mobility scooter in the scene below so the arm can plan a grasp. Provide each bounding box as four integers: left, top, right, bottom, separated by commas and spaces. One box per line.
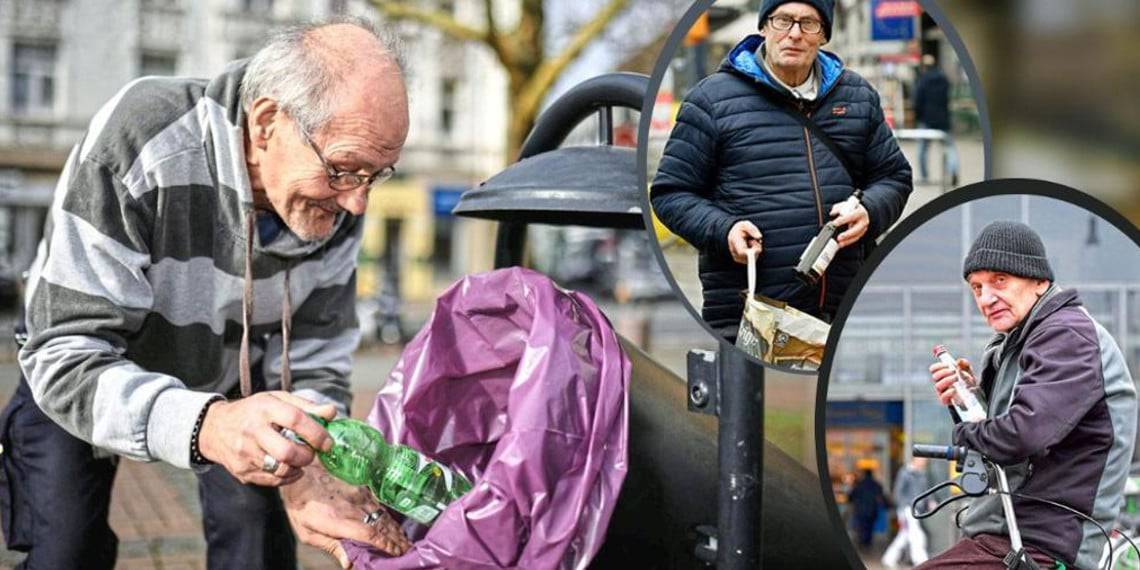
923, 221, 1137, 569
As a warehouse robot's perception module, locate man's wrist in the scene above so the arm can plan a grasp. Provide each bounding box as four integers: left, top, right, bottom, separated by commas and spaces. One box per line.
190, 396, 226, 466
146, 388, 228, 469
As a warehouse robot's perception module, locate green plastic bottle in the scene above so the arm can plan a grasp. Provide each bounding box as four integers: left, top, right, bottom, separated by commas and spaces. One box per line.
309, 416, 473, 525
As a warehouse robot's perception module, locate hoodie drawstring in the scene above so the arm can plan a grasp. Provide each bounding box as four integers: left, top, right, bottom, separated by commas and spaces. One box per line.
280, 266, 292, 393
239, 209, 293, 397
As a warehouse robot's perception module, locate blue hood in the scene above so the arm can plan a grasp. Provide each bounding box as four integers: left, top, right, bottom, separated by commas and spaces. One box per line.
720, 34, 844, 99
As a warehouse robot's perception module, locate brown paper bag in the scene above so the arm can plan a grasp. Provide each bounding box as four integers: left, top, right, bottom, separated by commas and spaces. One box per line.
735, 250, 829, 370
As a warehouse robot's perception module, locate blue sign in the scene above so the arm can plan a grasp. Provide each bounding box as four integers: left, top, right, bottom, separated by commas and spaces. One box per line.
432, 185, 466, 217
826, 400, 904, 428
871, 0, 917, 41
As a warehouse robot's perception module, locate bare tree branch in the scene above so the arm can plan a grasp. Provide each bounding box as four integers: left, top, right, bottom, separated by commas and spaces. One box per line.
482, 0, 512, 66
368, 0, 641, 156
370, 1, 488, 43
513, 0, 631, 122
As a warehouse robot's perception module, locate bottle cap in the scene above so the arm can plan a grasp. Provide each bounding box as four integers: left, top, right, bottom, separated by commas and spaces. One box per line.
932, 344, 949, 357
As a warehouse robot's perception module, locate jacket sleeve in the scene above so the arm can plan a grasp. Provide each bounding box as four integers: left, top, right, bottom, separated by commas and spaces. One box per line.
650, 85, 739, 259
18, 149, 221, 470
262, 219, 362, 417
952, 324, 1104, 465
859, 89, 913, 240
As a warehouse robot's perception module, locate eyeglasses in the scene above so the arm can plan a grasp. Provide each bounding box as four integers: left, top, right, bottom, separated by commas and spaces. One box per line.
298, 125, 395, 192
767, 15, 824, 35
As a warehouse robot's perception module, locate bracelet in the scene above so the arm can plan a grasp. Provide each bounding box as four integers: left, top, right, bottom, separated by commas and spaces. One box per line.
190, 396, 226, 466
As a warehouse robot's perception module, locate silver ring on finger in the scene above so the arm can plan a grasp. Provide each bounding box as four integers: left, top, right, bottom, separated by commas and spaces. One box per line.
363, 509, 382, 525
261, 453, 280, 473
279, 427, 303, 445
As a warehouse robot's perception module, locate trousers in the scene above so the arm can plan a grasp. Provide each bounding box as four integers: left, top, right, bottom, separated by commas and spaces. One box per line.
0, 379, 297, 569
882, 506, 929, 566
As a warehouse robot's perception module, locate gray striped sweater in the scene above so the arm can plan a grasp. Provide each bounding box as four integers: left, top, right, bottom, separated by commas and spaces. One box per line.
18, 61, 361, 470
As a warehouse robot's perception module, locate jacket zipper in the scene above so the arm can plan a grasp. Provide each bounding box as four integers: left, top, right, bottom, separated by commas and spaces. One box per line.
801, 121, 826, 312
755, 76, 839, 314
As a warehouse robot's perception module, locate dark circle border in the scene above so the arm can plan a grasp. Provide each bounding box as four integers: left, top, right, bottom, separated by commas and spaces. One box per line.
635, 0, 995, 375
812, 179, 1140, 569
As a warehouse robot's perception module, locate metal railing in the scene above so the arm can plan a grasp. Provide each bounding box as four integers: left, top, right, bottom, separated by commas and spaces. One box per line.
894, 128, 955, 191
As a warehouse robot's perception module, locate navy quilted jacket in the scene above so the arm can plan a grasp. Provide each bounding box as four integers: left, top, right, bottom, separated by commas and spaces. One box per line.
651, 35, 912, 335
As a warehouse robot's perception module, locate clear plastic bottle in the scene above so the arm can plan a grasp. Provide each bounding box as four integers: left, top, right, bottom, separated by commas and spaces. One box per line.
933, 344, 987, 422
310, 416, 473, 525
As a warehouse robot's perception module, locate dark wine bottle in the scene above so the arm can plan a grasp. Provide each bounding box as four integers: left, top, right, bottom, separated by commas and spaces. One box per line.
794, 190, 863, 285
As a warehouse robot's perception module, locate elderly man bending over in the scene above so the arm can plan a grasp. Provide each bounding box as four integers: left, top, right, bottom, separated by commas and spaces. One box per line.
2, 18, 411, 569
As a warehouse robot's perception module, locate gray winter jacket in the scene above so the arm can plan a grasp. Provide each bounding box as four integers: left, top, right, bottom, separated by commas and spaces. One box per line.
954, 286, 1137, 568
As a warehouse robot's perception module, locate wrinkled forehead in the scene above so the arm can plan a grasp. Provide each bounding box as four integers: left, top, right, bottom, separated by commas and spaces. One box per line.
966, 270, 1036, 288
324, 70, 409, 138
771, 2, 822, 19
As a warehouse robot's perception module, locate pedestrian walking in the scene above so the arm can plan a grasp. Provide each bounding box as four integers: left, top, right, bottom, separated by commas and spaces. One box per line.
849, 467, 888, 548
882, 457, 932, 568
913, 54, 959, 186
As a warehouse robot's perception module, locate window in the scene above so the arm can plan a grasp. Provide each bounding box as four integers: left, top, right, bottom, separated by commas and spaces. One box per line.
11, 43, 57, 116
440, 78, 458, 135
140, 52, 178, 77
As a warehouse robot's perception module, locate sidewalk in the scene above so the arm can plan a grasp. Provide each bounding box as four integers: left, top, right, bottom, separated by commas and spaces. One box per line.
0, 347, 407, 569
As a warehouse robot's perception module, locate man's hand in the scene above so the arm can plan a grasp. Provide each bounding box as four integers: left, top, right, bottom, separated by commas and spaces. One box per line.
728, 220, 763, 264
831, 202, 870, 248
197, 391, 337, 486
929, 357, 976, 406
282, 464, 412, 568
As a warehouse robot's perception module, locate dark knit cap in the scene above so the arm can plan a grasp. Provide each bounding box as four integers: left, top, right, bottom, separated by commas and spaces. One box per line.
962, 221, 1054, 281
759, 0, 835, 40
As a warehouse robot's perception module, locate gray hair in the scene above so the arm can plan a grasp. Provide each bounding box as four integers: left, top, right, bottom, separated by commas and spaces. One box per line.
239, 16, 406, 135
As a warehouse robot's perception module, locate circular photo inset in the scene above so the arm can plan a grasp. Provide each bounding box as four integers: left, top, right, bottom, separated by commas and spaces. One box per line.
643, 0, 987, 372
819, 180, 1140, 569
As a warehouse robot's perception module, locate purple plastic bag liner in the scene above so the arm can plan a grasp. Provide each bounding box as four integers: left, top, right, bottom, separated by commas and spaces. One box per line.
343, 267, 631, 569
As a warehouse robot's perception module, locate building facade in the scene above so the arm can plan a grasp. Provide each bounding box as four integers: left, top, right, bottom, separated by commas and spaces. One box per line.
0, 0, 512, 306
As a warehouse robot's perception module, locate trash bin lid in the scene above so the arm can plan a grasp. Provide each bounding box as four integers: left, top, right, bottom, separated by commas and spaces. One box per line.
453, 145, 643, 229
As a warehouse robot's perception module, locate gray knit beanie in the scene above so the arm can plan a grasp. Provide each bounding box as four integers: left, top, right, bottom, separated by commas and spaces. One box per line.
962, 221, 1054, 281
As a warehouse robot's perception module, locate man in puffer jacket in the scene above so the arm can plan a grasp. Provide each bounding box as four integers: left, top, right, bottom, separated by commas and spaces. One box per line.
651, 0, 912, 338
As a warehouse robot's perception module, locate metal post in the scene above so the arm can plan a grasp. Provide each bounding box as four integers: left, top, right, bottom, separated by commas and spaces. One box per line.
717, 345, 763, 569
376, 218, 405, 344
494, 222, 527, 268
902, 287, 914, 462
961, 203, 973, 351
1119, 285, 1129, 361
597, 106, 613, 146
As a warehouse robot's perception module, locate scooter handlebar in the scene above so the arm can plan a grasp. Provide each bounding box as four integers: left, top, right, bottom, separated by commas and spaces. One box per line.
912, 444, 967, 461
